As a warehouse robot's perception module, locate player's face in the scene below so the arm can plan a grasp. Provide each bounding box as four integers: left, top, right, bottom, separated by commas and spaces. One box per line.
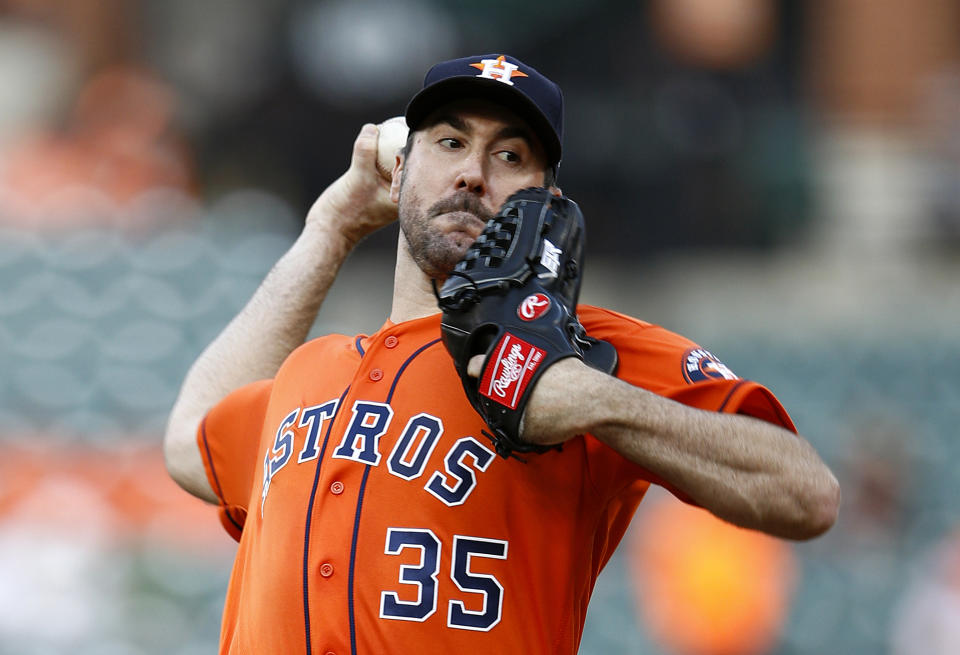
391, 100, 551, 280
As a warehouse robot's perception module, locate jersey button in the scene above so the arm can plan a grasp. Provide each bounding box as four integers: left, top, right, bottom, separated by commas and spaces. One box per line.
324, 651, 336, 655
384, 335, 399, 348
369, 368, 383, 381
320, 562, 334, 578
330, 481, 344, 495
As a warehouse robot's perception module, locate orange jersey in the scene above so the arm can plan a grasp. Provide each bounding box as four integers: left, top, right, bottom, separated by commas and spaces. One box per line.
197, 306, 795, 655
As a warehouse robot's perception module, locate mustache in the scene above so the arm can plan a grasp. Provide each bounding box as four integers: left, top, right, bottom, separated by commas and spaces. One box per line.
429, 193, 495, 224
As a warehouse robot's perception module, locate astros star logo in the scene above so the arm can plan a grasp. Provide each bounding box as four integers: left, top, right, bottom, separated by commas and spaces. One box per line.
470, 55, 529, 86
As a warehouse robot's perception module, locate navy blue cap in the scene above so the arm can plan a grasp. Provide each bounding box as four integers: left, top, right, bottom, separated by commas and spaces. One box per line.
405, 54, 564, 171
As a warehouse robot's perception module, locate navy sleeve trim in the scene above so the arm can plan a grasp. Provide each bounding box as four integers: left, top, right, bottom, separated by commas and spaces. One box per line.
717, 380, 748, 413
200, 417, 244, 534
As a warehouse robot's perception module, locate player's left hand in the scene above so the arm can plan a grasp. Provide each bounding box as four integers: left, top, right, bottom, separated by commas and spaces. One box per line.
467, 355, 602, 447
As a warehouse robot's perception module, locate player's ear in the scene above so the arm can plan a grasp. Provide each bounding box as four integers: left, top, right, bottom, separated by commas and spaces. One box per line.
390, 153, 404, 202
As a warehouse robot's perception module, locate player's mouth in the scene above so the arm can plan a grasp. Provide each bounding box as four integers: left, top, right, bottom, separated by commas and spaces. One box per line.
430, 193, 494, 226
437, 211, 486, 239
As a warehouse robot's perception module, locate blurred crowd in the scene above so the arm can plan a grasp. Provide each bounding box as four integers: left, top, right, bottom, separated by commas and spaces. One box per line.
1, 0, 959, 250
0, 1, 959, 654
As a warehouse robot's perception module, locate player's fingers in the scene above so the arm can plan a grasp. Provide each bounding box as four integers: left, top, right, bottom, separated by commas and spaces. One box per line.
467, 354, 484, 378
351, 123, 379, 169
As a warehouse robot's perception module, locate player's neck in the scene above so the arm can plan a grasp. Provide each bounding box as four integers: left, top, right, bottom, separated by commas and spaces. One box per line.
389, 235, 441, 324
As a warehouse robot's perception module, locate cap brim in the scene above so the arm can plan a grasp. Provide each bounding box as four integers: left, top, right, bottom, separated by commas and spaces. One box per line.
405, 77, 561, 168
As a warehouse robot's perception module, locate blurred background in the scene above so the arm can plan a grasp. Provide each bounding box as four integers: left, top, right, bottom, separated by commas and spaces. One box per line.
0, 0, 958, 653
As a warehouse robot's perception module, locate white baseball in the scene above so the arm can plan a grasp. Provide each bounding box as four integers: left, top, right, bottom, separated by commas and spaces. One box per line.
376, 116, 409, 181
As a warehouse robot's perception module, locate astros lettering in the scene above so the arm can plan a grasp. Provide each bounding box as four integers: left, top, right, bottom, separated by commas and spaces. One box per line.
261, 402, 495, 515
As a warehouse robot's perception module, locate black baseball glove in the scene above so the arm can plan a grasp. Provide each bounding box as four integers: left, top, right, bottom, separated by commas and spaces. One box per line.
436, 187, 618, 459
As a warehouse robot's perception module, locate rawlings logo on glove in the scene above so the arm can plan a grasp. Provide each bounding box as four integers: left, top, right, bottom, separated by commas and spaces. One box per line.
436, 187, 618, 459
481, 334, 545, 408
518, 294, 550, 320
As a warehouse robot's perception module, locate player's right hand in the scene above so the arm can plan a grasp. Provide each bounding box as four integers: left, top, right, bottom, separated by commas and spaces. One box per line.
305, 123, 398, 246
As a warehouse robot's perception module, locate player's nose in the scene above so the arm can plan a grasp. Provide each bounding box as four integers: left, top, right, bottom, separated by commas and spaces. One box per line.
453, 152, 486, 196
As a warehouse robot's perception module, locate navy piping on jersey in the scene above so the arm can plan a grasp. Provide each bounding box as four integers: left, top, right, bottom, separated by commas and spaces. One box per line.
717, 380, 747, 412
347, 338, 442, 655
348, 463, 373, 655
386, 339, 443, 404
302, 386, 350, 655
199, 417, 243, 534
355, 336, 365, 356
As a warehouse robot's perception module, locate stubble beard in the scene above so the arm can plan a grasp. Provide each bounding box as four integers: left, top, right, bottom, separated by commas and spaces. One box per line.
397, 186, 495, 281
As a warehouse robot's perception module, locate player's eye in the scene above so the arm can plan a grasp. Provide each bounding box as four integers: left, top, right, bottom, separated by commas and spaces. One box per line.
496, 150, 520, 163
439, 137, 462, 149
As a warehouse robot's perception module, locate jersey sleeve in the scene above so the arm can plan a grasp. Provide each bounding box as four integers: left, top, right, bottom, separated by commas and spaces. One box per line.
196, 379, 273, 540
577, 305, 797, 505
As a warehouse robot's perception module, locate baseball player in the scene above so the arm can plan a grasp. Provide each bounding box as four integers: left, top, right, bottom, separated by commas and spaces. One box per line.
165, 54, 839, 654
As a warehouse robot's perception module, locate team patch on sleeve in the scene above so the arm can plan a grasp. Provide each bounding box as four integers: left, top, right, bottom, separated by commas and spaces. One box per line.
682, 348, 739, 383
